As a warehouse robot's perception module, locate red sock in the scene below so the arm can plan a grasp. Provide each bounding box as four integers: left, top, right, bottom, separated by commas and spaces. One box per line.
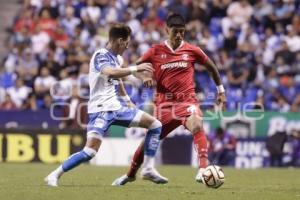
193, 130, 208, 168
127, 142, 144, 178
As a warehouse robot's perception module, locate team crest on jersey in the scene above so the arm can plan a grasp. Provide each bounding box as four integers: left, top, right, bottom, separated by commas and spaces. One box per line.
182, 54, 189, 60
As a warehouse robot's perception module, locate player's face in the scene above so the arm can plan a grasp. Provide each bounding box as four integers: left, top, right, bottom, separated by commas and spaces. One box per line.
168, 27, 185, 46
118, 36, 130, 53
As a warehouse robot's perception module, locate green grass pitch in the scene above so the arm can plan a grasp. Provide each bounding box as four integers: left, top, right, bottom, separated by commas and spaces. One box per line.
0, 163, 299, 200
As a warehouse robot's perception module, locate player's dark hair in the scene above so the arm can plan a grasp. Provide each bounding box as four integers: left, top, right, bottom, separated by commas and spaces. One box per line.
108, 23, 132, 40
166, 13, 185, 28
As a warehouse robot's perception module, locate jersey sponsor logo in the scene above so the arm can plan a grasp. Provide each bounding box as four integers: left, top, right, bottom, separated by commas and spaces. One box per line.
160, 61, 188, 69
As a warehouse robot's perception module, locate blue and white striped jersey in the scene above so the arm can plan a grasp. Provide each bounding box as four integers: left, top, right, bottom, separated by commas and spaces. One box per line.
88, 48, 122, 113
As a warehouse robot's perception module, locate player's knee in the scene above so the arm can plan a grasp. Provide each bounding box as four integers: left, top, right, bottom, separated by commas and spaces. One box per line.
83, 146, 97, 160
187, 116, 203, 134
191, 123, 203, 134
86, 133, 102, 150
149, 119, 162, 130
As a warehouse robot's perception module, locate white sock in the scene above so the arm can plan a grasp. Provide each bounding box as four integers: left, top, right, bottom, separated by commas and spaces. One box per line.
50, 165, 64, 178
143, 155, 155, 169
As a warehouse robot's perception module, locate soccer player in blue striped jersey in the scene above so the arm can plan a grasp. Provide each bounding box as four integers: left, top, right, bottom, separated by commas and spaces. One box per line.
45, 23, 167, 187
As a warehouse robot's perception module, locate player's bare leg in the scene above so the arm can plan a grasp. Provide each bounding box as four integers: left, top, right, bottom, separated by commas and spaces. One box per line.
126, 120, 180, 177
112, 112, 168, 186
45, 136, 101, 187
185, 113, 208, 183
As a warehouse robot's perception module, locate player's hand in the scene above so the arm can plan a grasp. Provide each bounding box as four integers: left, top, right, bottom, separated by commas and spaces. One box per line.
126, 101, 136, 108
143, 77, 153, 87
136, 63, 153, 73
216, 92, 227, 111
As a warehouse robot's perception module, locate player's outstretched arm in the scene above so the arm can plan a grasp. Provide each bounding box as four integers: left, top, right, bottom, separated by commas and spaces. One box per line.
203, 58, 227, 110
101, 63, 153, 79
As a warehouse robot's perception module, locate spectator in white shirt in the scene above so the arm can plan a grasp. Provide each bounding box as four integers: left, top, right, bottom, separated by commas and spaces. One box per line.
34, 67, 56, 99
31, 25, 51, 56
80, 0, 101, 24
238, 26, 260, 47
61, 6, 81, 37
221, 0, 253, 37
17, 48, 39, 86
123, 11, 141, 36
51, 69, 72, 101
284, 26, 300, 52
7, 78, 32, 108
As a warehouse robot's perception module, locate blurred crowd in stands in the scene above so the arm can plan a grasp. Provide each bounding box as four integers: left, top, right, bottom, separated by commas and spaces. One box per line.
0, 0, 300, 114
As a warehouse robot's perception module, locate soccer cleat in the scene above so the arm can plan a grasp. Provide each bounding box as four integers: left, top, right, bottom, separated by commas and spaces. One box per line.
44, 174, 59, 187
140, 168, 168, 184
195, 168, 206, 183
111, 174, 136, 186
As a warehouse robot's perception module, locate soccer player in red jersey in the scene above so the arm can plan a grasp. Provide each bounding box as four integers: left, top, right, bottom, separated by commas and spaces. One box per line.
112, 13, 226, 186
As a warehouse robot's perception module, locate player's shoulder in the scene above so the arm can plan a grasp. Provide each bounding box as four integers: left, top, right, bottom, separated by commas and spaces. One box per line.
92, 48, 112, 65
183, 41, 200, 50
151, 42, 166, 49
93, 48, 111, 60
93, 48, 109, 56
143, 42, 165, 56
183, 42, 207, 56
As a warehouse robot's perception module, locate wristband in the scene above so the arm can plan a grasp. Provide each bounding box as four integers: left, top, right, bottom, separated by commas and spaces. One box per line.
122, 95, 131, 101
217, 85, 225, 93
129, 66, 137, 75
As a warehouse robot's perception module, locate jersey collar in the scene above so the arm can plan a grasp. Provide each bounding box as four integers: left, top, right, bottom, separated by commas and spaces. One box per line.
164, 40, 184, 53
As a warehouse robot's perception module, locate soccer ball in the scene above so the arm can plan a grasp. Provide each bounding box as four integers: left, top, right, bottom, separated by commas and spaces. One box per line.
202, 165, 225, 188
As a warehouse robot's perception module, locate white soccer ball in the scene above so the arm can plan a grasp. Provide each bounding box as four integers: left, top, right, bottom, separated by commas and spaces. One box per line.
202, 165, 225, 189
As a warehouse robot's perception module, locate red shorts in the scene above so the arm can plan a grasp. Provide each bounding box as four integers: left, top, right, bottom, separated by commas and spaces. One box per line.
153, 102, 203, 139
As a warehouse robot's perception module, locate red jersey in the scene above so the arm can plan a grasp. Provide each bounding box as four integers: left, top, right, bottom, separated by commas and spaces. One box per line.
141, 41, 208, 105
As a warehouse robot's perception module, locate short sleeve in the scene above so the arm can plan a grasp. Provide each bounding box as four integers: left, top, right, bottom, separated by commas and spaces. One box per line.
195, 47, 208, 64
93, 53, 111, 73
34, 77, 41, 86
140, 46, 155, 63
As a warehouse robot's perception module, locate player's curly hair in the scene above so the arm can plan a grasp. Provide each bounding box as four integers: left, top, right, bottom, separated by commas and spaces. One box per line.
109, 23, 132, 40
166, 13, 185, 28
